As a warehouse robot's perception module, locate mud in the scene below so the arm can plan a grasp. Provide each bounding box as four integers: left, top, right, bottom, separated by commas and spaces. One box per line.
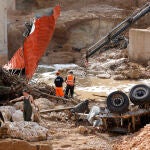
113, 124, 150, 150
47, 121, 115, 150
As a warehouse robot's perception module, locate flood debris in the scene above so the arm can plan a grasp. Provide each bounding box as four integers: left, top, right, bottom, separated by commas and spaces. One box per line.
87, 106, 103, 127
0, 68, 79, 106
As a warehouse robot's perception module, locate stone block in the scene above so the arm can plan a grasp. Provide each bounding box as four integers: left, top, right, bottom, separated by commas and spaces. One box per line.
129, 28, 150, 64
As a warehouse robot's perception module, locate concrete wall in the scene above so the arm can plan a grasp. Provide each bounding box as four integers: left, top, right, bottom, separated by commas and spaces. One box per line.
7, 0, 16, 11
129, 28, 150, 64
0, 0, 8, 66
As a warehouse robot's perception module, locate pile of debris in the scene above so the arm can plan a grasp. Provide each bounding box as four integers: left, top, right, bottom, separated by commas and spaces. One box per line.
0, 69, 84, 142
88, 49, 150, 80
113, 124, 150, 150
1, 68, 57, 102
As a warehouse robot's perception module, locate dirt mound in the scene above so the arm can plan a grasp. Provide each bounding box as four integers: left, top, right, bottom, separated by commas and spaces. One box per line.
113, 124, 150, 150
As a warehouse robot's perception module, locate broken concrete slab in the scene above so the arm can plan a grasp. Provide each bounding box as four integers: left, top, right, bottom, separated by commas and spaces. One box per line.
129, 28, 150, 64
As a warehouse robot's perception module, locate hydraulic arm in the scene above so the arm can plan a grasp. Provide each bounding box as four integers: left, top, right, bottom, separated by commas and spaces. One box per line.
86, 2, 150, 60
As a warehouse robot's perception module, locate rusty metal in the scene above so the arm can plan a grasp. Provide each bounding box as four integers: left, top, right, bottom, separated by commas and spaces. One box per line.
77, 104, 150, 133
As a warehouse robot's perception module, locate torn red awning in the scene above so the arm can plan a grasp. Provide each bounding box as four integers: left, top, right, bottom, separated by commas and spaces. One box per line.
4, 5, 60, 79
3, 47, 24, 70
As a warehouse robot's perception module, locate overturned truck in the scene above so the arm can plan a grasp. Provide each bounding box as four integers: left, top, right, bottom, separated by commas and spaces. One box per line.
39, 84, 150, 133
85, 84, 150, 133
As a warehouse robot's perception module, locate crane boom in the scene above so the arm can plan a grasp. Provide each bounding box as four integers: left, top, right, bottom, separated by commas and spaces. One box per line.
86, 2, 150, 59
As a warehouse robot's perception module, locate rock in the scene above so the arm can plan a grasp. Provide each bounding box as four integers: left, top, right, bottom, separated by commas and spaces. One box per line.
115, 65, 126, 71
14, 102, 23, 110
125, 69, 141, 79
78, 126, 88, 134
113, 124, 150, 150
101, 58, 127, 69
113, 75, 127, 80
12, 110, 24, 122
71, 116, 76, 121
96, 73, 111, 79
0, 139, 52, 150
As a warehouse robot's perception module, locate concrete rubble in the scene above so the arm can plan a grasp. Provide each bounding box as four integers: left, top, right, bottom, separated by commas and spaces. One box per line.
87, 49, 150, 80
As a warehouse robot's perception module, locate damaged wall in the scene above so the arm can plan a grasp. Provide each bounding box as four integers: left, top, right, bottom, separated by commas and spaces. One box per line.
7, 0, 16, 11
0, 0, 16, 65
129, 28, 150, 64
0, 0, 8, 66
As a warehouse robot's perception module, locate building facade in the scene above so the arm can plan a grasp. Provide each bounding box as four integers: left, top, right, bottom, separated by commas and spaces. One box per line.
0, 0, 8, 65
0, 0, 16, 66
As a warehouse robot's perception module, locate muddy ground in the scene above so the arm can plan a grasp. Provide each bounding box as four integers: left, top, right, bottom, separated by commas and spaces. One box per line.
34, 96, 149, 150
34, 98, 118, 150
43, 120, 115, 150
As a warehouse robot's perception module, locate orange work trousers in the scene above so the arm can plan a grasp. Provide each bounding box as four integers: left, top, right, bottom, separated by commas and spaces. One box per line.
55, 87, 64, 97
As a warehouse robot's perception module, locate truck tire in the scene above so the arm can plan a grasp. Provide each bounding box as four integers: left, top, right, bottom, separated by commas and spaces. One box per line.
129, 84, 150, 104
107, 91, 129, 113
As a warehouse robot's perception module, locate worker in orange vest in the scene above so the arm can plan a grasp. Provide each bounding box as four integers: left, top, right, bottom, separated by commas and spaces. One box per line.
65, 71, 75, 98
54, 71, 64, 97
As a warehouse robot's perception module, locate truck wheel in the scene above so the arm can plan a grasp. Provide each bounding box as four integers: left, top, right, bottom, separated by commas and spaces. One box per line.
107, 91, 129, 113
129, 84, 150, 104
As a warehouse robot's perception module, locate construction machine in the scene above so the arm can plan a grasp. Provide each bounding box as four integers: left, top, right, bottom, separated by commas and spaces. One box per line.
85, 2, 150, 61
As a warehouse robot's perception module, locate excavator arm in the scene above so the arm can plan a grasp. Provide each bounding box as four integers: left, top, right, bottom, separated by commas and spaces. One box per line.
86, 2, 150, 60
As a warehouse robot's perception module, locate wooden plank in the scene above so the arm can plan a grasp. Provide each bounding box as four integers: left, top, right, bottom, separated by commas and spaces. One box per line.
102, 118, 107, 129
132, 116, 136, 131
40, 107, 73, 113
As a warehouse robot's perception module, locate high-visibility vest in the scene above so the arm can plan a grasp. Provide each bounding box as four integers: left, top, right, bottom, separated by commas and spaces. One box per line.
66, 75, 75, 86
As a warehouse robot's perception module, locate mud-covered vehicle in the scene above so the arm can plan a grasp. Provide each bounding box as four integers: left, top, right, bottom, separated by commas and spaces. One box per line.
84, 84, 150, 133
